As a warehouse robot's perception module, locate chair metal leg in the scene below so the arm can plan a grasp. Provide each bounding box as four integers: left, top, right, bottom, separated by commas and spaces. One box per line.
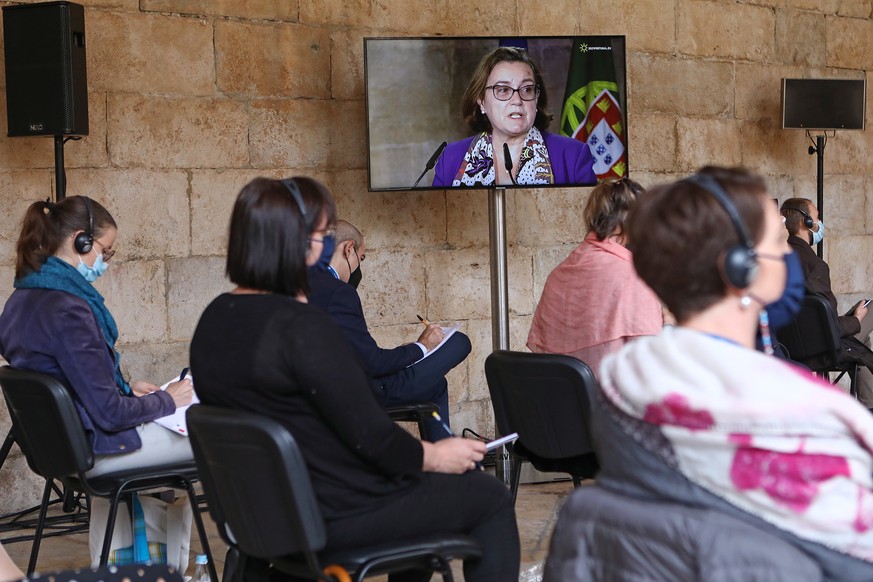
438, 556, 455, 582
510, 455, 523, 504
850, 363, 860, 398
26, 479, 53, 576
0, 430, 16, 472
185, 480, 218, 582
99, 492, 126, 566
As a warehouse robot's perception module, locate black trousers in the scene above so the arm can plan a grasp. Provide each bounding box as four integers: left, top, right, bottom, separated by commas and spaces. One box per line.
325, 471, 520, 582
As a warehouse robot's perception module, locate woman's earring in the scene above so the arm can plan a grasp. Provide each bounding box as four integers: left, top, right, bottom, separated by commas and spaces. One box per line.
739, 296, 752, 310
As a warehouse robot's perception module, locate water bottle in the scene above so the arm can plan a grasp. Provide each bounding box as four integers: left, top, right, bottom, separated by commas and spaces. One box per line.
193, 554, 210, 582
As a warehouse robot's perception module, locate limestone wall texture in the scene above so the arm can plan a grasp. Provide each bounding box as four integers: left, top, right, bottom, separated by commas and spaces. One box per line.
0, 0, 872, 512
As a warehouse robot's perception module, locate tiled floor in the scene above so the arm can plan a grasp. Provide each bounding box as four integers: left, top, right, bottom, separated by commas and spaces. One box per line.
0, 479, 575, 580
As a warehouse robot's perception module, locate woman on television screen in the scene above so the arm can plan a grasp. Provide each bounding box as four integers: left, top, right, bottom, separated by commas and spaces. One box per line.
432, 46, 596, 187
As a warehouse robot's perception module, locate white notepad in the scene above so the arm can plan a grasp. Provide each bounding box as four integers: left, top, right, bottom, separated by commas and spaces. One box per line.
153, 373, 199, 436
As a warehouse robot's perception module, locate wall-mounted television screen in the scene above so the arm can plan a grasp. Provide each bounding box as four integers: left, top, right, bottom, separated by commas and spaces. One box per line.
364, 36, 628, 191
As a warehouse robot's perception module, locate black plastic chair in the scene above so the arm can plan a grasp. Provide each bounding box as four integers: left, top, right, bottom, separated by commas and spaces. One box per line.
776, 294, 859, 396
484, 350, 600, 502
0, 366, 216, 579
385, 402, 438, 440
186, 404, 482, 582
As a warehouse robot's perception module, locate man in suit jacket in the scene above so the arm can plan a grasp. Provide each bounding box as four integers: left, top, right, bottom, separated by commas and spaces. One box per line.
782, 198, 873, 405
307, 220, 471, 439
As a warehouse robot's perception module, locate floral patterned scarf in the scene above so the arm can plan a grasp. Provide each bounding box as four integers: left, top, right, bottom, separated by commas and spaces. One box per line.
600, 325, 873, 561
453, 127, 554, 186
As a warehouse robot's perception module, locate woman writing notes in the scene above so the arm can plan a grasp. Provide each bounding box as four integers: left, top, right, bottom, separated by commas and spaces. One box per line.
0, 196, 194, 566
432, 46, 596, 187
189, 177, 519, 581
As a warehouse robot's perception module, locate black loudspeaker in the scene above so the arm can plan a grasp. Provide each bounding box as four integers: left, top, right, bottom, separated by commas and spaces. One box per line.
782, 78, 866, 131
2, 1, 89, 137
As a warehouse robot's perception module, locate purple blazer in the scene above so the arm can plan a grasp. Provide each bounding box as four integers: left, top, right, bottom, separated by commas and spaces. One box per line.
432, 132, 596, 187
0, 288, 175, 455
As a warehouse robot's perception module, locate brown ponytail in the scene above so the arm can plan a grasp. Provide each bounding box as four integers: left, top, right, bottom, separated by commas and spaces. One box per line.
14, 196, 117, 279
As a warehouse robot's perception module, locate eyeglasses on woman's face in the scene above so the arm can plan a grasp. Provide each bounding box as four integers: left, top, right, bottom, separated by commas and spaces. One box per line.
485, 84, 540, 102
93, 239, 116, 262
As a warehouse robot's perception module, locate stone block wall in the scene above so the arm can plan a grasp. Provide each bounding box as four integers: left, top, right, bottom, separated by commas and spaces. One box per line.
0, 0, 872, 512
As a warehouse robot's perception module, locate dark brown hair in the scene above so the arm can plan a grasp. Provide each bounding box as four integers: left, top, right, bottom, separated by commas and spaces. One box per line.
226, 177, 336, 296
627, 166, 768, 323
461, 46, 553, 133
584, 178, 645, 241
15, 195, 116, 279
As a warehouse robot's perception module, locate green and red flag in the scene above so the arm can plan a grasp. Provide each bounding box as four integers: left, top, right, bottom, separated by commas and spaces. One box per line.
560, 37, 627, 180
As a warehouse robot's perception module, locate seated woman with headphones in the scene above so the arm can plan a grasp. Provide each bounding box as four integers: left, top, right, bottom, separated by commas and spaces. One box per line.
590, 167, 873, 576
190, 177, 520, 581
0, 196, 194, 567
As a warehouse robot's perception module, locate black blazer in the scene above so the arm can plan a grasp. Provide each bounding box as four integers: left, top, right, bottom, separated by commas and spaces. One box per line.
306, 269, 422, 378
788, 235, 861, 338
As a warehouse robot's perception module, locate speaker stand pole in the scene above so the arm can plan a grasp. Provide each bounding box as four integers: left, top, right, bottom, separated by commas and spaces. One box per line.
54, 135, 66, 201
810, 133, 826, 259
488, 187, 510, 351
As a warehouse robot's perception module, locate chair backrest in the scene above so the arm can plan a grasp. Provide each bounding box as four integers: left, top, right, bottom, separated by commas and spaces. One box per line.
186, 404, 326, 559
484, 350, 596, 460
0, 366, 93, 478
776, 294, 841, 368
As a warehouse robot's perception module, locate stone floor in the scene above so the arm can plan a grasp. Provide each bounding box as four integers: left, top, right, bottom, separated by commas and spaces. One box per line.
0, 479, 575, 581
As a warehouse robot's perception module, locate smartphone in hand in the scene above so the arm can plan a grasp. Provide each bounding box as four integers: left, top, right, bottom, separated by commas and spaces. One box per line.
485, 432, 519, 451
846, 299, 872, 316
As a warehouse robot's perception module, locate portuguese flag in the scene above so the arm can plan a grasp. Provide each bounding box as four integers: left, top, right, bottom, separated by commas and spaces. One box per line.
560, 37, 627, 180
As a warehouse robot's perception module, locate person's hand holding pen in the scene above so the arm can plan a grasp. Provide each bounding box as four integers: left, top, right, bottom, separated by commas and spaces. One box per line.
164, 367, 194, 409
420, 411, 485, 473
416, 314, 444, 351
422, 436, 486, 474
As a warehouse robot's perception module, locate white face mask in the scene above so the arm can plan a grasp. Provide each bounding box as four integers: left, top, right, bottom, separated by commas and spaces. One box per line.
76, 253, 108, 283
810, 220, 825, 245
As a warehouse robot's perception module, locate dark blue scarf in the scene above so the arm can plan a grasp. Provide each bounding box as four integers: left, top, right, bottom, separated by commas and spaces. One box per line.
14, 257, 132, 395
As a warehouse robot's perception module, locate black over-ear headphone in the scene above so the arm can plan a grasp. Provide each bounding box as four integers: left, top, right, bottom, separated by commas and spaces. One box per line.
782, 204, 815, 229
685, 173, 759, 289
73, 197, 94, 254
281, 178, 313, 231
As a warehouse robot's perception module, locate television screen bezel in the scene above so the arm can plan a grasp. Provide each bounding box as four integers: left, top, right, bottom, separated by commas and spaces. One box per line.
781, 78, 867, 131
363, 35, 629, 192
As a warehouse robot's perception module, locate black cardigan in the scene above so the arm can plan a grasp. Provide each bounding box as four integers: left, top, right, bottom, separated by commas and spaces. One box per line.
190, 293, 423, 520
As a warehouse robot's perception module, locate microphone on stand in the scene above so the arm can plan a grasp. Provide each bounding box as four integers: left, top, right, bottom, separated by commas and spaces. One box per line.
503, 143, 518, 186
411, 141, 447, 188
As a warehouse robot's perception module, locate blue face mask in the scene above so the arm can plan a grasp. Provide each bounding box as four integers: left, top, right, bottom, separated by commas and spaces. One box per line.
810, 220, 825, 245
762, 251, 805, 333
76, 253, 108, 283
314, 234, 336, 272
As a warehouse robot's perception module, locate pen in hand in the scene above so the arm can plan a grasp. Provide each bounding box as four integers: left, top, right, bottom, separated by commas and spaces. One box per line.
417, 314, 431, 326
431, 410, 453, 437
432, 411, 483, 471
178, 367, 189, 382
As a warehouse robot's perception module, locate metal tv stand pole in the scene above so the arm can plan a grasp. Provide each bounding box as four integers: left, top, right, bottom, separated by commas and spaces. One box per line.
810, 133, 826, 259
488, 187, 510, 351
